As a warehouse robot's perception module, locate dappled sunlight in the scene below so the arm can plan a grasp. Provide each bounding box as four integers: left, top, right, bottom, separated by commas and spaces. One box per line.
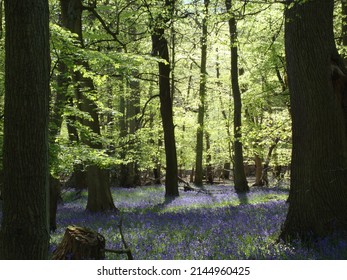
48, 185, 347, 260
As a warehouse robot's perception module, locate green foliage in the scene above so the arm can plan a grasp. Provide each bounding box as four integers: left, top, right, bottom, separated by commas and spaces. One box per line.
45, 0, 294, 183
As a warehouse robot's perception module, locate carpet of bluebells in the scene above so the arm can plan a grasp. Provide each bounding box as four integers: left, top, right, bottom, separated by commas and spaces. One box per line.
0, 184, 344, 259
44, 184, 347, 260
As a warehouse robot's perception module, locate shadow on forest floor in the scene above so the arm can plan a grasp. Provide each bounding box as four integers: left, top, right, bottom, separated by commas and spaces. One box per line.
152, 196, 179, 211
236, 192, 249, 205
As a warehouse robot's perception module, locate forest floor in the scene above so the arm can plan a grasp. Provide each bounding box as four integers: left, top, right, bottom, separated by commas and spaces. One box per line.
48, 183, 347, 260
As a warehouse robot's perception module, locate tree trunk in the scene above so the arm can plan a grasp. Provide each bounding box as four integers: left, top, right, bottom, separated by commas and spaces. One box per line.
205, 131, 214, 184
118, 76, 129, 187
60, 0, 116, 211
127, 72, 141, 186
190, 167, 195, 183
153, 165, 162, 185
254, 154, 264, 186
261, 138, 280, 187
216, 49, 232, 181
280, 0, 347, 241
151, 2, 179, 197
223, 162, 231, 180
86, 166, 115, 212
52, 226, 105, 260
0, 0, 50, 259
49, 176, 61, 232
194, 0, 209, 186
226, 0, 249, 193
155, 35, 179, 196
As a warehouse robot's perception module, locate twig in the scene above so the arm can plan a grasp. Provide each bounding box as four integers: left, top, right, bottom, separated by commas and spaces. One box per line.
118, 216, 133, 260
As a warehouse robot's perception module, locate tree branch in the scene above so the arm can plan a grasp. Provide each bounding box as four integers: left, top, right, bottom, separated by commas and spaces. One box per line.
83, 5, 127, 50
137, 94, 160, 128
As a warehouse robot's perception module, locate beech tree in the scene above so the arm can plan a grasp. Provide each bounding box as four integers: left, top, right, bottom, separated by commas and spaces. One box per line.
150, 0, 179, 197
226, 0, 249, 193
60, 0, 116, 212
0, 0, 50, 259
280, 0, 347, 241
194, 0, 209, 186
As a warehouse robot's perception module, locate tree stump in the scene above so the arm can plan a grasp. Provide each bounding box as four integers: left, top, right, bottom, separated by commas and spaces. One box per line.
52, 225, 105, 260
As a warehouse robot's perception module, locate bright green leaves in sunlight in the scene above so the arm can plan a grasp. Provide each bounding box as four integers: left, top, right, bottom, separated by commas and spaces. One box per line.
45, 0, 293, 184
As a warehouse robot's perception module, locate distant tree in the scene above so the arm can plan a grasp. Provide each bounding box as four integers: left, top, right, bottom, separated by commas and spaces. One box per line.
280, 0, 347, 241
0, 0, 50, 259
118, 75, 141, 187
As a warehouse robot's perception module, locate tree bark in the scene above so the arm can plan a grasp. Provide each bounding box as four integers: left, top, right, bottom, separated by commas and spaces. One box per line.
49, 176, 61, 232
0, 0, 50, 259
216, 49, 232, 181
226, 0, 249, 193
254, 154, 264, 186
280, 0, 347, 241
205, 131, 214, 184
52, 226, 105, 260
126, 71, 141, 186
151, 0, 179, 197
194, 0, 209, 186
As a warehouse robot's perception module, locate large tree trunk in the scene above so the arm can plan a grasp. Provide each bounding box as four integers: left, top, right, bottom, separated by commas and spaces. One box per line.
280, 0, 347, 241
0, 0, 50, 259
226, 0, 249, 193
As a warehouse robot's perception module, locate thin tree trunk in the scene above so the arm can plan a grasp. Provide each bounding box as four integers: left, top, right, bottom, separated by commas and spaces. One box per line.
151, 30, 179, 196
150, 0, 179, 197
127, 71, 141, 186
205, 131, 214, 184
216, 48, 232, 181
194, 0, 209, 186
118, 76, 129, 187
261, 138, 280, 187
226, 0, 249, 193
0, 0, 50, 259
254, 154, 264, 186
280, 0, 347, 241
